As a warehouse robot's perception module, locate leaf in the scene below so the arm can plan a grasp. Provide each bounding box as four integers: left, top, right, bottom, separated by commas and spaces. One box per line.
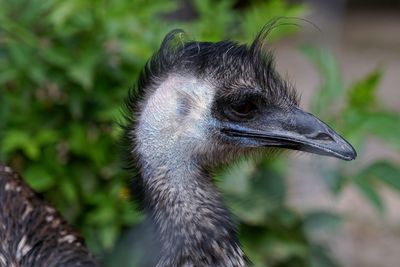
42, 48, 72, 67
303, 211, 341, 234
25, 165, 55, 191
319, 166, 348, 194
221, 158, 287, 224
347, 69, 382, 109
68, 123, 88, 154
275, 208, 300, 228
218, 158, 254, 195
48, 0, 79, 28
364, 112, 400, 149
99, 224, 119, 250
360, 161, 400, 192
2, 130, 40, 159
0, 68, 17, 85
67, 52, 99, 89
311, 244, 340, 267
342, 110, 400, 149
251, 159, 286, 204
36, 129, 59, 145
301, 46, 344, 117
59, 178, 79, 203
241, 0, 307, 42
191, 0, 236, 41
353, 174, 384, 213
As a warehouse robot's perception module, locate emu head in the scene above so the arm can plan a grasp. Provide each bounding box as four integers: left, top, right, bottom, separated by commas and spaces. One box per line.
131, 30, 356, 171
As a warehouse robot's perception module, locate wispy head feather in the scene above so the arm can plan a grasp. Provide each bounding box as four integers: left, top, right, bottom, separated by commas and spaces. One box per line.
131, 26, 299, 110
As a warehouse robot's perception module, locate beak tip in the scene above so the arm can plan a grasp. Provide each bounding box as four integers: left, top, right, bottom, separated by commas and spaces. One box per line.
341, 144, 357, 161
344, 153, 356, 161
349, 150, 357, 161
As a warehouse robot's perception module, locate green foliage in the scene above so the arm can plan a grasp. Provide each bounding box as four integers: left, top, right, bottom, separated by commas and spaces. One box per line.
348, 70, 381, 108
1, 0, 398, 266
216, 157, 343, 267
240, 0, 307, 42
302, 45, 400, 214
0, 0, 307, 261
301, 46, 344, 118
218, 158, 310, 266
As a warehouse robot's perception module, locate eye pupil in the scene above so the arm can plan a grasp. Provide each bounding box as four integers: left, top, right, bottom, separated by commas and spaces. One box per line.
232, 101, 257, 116
221, 98, 259, 121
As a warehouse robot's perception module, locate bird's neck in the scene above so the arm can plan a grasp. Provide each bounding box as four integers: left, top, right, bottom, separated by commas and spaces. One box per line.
139, 160, 247, 266
133, 75, 247, 266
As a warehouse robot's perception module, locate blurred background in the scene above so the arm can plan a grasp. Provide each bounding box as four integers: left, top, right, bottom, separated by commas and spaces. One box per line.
0, 0, 399, 266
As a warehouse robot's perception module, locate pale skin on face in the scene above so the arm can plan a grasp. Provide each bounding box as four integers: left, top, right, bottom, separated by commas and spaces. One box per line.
136, 74, 216, 181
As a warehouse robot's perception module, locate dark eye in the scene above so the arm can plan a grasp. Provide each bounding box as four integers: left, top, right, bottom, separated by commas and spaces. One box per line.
232, 101, 257, 114
228, 100, 258, 119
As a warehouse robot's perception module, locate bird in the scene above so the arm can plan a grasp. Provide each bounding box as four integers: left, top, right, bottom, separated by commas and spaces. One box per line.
121, 29, 356, 266
0, 27, 356, 267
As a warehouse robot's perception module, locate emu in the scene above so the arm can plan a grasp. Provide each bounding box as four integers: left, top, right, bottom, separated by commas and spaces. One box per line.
0, 29, 356, 267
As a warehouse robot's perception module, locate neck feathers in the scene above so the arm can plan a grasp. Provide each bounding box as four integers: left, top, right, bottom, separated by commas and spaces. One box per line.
140, 163, 247, 267
127, 75, 248, 266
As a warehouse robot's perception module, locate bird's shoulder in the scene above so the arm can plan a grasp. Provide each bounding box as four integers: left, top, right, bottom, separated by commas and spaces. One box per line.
0, 163, 99, 267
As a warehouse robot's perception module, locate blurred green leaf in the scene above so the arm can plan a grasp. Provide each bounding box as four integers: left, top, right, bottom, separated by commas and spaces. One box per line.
303, 211, 341, 234
36, 129, 59, 145
372, 162, 400, 191
363, 112, 400, 149
218, 158, 253, 195
306, 45, 399, 221
221, 158, 287, 225
355, 161, 400, 192
99, 224, 119, 250
191, 0, 235, 41
25, 164, 55, 191
59, 177, 79, 203
2, 130, 40, 159
241, 0, 307, 42
311, 244, 340, 267
49, 1, 78, 27
322, 169, 347, 194
302, 45, 344, 117
347, 69, 382, 109
353, 173, 384, 213
67, 52, 99, 89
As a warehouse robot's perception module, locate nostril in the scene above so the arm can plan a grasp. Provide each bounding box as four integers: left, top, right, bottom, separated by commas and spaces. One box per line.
314, 132, 334, 141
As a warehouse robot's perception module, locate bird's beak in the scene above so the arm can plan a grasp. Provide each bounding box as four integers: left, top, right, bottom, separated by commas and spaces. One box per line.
222, 107, 357, 161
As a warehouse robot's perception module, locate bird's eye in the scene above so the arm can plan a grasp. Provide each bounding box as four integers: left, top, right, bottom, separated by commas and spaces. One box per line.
228, 100, 258, 119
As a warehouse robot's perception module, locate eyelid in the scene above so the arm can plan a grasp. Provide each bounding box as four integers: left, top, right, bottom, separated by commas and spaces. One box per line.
227, 91, 264, 104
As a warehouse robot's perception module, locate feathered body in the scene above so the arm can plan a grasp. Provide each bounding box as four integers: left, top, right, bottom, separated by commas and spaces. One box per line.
0, 164, 98, 267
